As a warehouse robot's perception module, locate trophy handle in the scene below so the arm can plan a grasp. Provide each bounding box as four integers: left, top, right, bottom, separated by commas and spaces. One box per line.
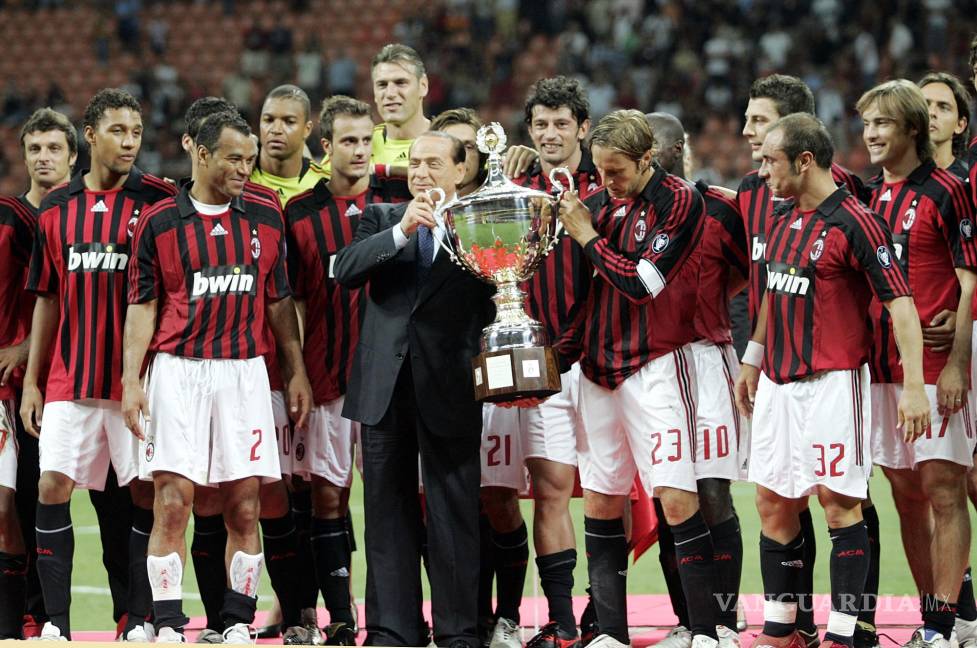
424, 187, 458, 260
548, 167, 574, 239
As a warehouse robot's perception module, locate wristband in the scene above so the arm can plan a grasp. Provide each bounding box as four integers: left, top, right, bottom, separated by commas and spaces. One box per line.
742, 341, 764, 368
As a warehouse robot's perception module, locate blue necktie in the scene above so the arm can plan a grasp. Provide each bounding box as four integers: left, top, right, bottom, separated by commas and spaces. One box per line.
417, 225, 434, 282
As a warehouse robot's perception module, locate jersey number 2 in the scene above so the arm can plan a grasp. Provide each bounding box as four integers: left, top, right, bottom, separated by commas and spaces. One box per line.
250, 429, 262, 462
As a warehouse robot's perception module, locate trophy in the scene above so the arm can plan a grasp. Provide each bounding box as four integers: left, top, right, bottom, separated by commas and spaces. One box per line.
429, 122, 573, 403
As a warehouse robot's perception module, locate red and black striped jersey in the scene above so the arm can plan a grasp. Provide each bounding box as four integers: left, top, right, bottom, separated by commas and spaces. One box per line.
128, 186, 290, 360
514, 148, 601, 364
26, 167, 175, 402
738, 163, 867, 332
0, 196, 37, 400
968, 135, 977, 208
865, 160, 977, 383
285, 176, 406, 404
761, 189, 910, 384
570, 166, 704, 388
693, 181, 748, 345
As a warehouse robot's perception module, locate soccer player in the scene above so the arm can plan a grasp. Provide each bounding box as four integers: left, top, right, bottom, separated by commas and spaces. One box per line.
502, 76, 605, 648
918, 73, 971, 179
20, 89, 176, 641
647, 112, 748, 648
370, 43, 431, 170
285, 95, 409, 646
251, 84, 325, 206
738, 74, 879, 648
122, 109, 312, 642
734, 112, 930, 648
857, 80, 977, 648
0, 108, 78, 638
557, 109, 717, 648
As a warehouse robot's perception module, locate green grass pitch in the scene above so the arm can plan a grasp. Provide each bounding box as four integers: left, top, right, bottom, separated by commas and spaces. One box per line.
65, 472, 975, 630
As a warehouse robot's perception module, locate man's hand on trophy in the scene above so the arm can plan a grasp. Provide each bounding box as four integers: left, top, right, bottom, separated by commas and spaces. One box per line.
502, 145, 539, 178
400, 193, 438, 237
558, 191, 598, 245
496, 397, 546, 409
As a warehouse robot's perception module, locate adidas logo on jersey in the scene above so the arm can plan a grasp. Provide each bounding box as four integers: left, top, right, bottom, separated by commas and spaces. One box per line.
612, 206, 626, 218
191, 266, 257, 299
67, 243, 129, 272
330, 567, 350, 577
790, 217, 803, 230
879, 189, 892, 201
91, 199, 109, 213
767, 267, 810, 295
210, 223, 228, 236
345, 203, 362, 217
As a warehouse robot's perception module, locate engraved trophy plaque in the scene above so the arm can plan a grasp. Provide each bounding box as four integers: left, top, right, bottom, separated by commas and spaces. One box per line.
429, 122, 573, 402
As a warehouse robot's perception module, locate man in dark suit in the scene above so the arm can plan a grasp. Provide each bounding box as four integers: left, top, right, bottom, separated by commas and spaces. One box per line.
334, 131, 495, 648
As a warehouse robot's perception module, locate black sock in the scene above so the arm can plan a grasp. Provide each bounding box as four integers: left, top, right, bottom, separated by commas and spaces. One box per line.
221, 588, 258, 626
291, 489, 319, 610
797, 509, 817, 634
537, 549, 577, 637
857, 505, 880, 628
491, 522, 528, 623
312, 516, 354, 625
35, 502, 73, 638
760, 532, 802, 637
958, 568, 977, 622
824, 522, 869, 646
672, 511, 718, 640
711, 515, 743, 630
260, 514, 302, 627
125, 506, 153, 631
191, 513, 227, 632
584, 517, 629, 644
0, 552, 27, 638
922, 595, 957, 640
654, 498, 690, 628
477, 512, 494, 624
153, 599, 189, 630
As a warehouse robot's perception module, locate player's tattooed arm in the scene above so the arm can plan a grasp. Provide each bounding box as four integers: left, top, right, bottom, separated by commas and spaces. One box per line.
267, 296, 312, 430
19, 295, 58, 437
121, 301, 158, 440
734, 292, 768, 420
886, 295, 931, 442
935, 268, 976, 415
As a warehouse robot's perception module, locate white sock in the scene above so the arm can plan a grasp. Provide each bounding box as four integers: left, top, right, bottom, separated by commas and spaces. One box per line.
146, 552, 183, 601
826, 611, 858, 639
228, 550, 263, 598
763, 599, 797, 625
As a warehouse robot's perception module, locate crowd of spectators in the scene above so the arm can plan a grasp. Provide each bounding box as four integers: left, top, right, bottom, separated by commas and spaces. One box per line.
0, 0, 975, 193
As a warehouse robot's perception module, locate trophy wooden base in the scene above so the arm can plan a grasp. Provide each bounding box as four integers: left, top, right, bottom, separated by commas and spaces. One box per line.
472, 346, 562, 403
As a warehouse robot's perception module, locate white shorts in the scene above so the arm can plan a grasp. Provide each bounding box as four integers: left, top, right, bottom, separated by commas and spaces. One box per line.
139, 353, 281, 486
871, 383, 975, 470
971, 321, 977, 454
271, 391, 293, 476
39, 399, 138, 490
691, 341, 744, 481
0, 400, 18, 491
481, 404, 530, 493
750, 366, 872, 499
577, 345, 699, 496
523, 363, 582, 466
290, 396, 358, 487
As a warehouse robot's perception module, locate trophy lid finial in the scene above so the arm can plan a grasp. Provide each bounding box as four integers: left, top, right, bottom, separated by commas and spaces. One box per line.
476, 122, 507, 155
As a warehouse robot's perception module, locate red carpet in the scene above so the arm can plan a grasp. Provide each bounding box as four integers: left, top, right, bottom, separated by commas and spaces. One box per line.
70, 594, 923, 645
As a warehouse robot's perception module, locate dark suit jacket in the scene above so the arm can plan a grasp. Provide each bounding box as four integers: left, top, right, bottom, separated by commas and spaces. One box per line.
334, 201, 496, 437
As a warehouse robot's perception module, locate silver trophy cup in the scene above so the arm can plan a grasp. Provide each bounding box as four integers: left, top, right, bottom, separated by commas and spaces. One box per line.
429, 122, 573, 402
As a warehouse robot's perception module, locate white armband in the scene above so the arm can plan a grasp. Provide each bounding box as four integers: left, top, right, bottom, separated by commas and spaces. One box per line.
741, 341, 764, 368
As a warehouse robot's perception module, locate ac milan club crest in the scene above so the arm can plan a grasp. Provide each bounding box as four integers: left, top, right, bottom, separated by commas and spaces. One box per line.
251, 236, 261, 260
810, 238, 824, 261
902, 204, 917, 230
634, 220, 647, 242
295, 443, 306, 462
145, 442, 155, 462
127, 214, 139, 238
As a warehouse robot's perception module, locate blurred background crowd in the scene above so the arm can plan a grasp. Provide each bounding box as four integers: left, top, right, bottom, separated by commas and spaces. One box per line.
0, 0, 974, 194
